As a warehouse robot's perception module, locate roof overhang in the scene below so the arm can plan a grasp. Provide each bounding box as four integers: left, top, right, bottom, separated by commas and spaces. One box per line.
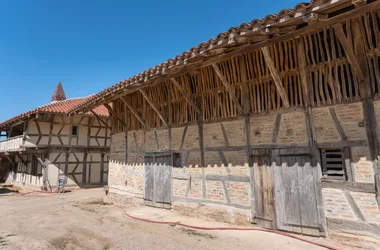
69, 0, 379, 115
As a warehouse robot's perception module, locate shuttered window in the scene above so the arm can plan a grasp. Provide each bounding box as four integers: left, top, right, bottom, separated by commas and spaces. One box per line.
320, 148, 348, 180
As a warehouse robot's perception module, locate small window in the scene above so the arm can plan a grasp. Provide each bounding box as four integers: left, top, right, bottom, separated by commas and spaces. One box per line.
321, 148, 346, 180
173, 153, 182, 168
72, 126, 78, 136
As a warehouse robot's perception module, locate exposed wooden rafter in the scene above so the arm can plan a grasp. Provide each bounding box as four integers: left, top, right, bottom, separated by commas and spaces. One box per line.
139, 89, 169, 127
332, 23, 365, 81
261, 46, 290, 108
90, 110, 111, 129
103, 103, 127, 127
170, 78, 201, 114
119, 96, 145, 127
211, 64, 244, 115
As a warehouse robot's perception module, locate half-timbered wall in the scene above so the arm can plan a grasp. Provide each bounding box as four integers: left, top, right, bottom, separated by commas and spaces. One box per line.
10, 114, 111, 188
107, 10, 380, 232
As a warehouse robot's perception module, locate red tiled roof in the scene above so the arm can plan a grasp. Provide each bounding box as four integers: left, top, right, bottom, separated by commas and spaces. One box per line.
0, 96, 110, 129
69, 0, 364, 114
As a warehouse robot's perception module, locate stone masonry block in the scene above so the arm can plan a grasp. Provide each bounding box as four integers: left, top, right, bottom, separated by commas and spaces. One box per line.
145, 130, 157, 150
351, 146, 374, 183
171, 127, 185, 150
222, 119, 245, 146
156, 129, 169, 150
204, 151, 223, 167
226, 181, 250, 206
250, 114, 277, 145
277, 111, 308, 145
334, 103, 366, 140
312, 107, 341, 143
203, 123, 225, 148
322, 188, 358, 221
206, 180, 226, 201
183, 125, 199, 150
187, 179, 203, 199
173, 179, 187, 197
350, 191, 380, 223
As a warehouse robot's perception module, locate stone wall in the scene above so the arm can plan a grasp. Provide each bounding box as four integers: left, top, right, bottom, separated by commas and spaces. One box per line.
107, 102, 380, 232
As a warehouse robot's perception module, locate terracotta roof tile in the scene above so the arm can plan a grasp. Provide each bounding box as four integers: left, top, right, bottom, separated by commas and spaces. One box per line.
68, 0, 357, 113
0, 96, 110, 129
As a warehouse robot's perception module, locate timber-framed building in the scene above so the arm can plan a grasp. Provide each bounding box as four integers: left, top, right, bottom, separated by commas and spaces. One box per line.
0, 83, 111, 189
71, 0, 380, 237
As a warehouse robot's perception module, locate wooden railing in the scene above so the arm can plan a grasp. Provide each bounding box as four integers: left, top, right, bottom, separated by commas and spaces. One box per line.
0, 135, 36, 152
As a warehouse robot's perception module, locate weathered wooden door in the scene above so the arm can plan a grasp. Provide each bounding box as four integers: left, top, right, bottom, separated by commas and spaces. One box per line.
252, 149, 275, 229
144, 154, 172, 209
272, 148, 326, 236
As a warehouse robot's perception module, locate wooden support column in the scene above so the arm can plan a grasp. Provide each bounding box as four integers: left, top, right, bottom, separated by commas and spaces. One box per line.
48, 114, 55, 146
261, 46, 290, 108
211, 64, 244, 115
139, 89, 168, 127
22, 120, 29, 145
100, 152, 105, 184
333, 21, 380, 159
239, 56, 256, 222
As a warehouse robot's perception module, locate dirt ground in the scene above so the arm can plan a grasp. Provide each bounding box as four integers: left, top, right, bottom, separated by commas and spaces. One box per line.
0, 187, 339, 250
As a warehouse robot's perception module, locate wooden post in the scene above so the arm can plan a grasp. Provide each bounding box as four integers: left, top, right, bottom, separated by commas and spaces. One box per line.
239, 56, 256, 222
375, 159, 380, 207
334, 20, 380, 160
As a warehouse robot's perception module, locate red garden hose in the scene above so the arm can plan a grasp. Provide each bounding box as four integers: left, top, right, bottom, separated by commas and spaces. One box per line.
4, 189, 339, 250
112, 204, 340, 250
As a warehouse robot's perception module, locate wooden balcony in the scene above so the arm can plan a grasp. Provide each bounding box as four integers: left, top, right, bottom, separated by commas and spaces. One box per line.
0, 135, 36, 153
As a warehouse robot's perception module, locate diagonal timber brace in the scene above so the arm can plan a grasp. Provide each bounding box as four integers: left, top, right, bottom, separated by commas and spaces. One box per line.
211, 64, 244, 115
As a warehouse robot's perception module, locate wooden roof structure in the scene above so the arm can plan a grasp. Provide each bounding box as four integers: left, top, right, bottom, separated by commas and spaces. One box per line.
70, 0, 379, 115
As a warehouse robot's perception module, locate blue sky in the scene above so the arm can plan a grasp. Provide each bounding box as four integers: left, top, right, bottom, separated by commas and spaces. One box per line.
0, 0, 300, 122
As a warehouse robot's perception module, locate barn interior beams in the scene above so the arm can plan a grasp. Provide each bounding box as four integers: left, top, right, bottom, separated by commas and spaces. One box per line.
110, 11, 380, 136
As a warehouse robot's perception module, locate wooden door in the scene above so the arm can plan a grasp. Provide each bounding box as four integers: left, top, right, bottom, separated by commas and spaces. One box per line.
252, 149, 275, 229
144, 154, 172, 208
272, 148, 326, 236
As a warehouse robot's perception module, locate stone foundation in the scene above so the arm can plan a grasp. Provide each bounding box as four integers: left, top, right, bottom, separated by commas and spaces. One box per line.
172, 202, 251, 226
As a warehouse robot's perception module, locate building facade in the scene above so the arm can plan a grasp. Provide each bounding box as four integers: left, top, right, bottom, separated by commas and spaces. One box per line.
0, 83, 111, 189
71, 0, 380, 237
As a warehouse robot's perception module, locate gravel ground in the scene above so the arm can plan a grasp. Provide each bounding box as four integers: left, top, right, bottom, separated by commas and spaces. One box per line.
0, 187, 337, 250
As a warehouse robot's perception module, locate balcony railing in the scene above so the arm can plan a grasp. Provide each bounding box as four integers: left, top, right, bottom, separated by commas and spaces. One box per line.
0, 135, 36, 152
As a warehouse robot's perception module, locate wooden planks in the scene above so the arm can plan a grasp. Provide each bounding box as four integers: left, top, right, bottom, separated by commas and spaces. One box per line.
144, 154, 172, 208
272, 148, 325, 236
252, 149, 275, 229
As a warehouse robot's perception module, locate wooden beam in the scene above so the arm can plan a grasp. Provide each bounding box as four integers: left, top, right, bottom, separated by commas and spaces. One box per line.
119, 97, 145, 127
15, 154, 27, 166
170, 78, 201, 114
4, 155, 15, 166
89, 110, 110, 129
70, 0, 380, 114
352, 19, 380, 160
297, 39, 312, 106
103, 103, 127, 128
139, 89, 168, 127
328, 107, 347, 141
211, 64, 244, 115
261, 47, 290, 108
333, 23, 365, 81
